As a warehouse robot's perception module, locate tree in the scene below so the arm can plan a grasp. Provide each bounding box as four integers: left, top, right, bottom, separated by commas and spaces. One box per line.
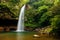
0, 0, 29, 18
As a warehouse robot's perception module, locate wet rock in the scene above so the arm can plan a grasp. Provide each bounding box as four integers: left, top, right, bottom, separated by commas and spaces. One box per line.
33, 34, 40, 38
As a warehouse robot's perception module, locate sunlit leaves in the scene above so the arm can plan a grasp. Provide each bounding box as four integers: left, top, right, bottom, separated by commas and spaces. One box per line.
0, 0, 29, 18
54, 0, 60, 6
38, 5, 49, 12
1, 0, 60, 30
50, 15, 60, 28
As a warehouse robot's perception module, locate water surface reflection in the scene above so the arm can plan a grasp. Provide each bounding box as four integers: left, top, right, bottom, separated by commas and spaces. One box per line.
17, 33, 24, 40
0, 32, 60, 40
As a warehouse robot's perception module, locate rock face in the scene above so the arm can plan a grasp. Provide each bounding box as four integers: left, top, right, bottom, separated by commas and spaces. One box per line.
39, 26, 53, 34
0, 26, 17, 32
0, 19, 17, 32
0, 27, 4, 32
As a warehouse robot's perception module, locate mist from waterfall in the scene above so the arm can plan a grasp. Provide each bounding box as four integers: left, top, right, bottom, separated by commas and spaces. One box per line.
16, 5, 25, 32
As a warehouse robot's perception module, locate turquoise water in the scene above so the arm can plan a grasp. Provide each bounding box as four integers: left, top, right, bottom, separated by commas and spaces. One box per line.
0, 32, 60, 40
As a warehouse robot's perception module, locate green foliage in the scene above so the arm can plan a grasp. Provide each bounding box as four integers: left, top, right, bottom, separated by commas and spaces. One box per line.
0, 0, 29, 18
54, 0, 60, 6
50, 15, 60, 28
50, 15, 60, 33
38, 5, 49, 12
1, 0, 60, 33
25, 0, 60, 33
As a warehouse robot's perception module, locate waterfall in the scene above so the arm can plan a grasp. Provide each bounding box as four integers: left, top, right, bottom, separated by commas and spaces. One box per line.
16, 5, 25, 32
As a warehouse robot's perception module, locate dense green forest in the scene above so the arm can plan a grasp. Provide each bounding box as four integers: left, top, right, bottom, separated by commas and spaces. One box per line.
0, 0, 60, 33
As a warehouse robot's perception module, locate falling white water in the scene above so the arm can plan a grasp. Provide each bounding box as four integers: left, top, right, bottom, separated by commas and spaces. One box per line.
16, 5, 25, 32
